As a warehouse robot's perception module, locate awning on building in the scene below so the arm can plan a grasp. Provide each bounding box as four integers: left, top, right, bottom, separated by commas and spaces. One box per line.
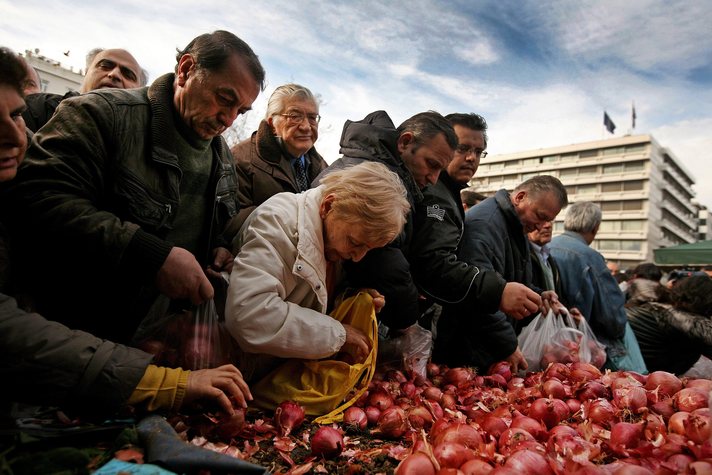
653, 240, 712, 266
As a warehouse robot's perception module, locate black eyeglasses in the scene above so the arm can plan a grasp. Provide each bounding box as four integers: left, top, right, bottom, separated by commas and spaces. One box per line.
280, 112, 321, 126
455, 145, 487, 158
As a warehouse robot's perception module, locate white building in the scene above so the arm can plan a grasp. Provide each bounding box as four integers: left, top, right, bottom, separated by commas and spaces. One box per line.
471, 134, 698, 269
21, 49, 83, 95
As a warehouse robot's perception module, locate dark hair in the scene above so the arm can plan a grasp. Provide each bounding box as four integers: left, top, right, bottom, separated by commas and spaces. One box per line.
461, 188, 487, 207
515, 175, 569, 208
397, 111, 458, 151
445, 112, 488, 147
632, 262, 662, 281
0, 47, 27, 95
668, 275, 712, 316
176, 30, 265, 91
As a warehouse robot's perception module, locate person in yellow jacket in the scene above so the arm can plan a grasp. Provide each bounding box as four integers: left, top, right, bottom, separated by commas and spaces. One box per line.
0, 46, 249, 418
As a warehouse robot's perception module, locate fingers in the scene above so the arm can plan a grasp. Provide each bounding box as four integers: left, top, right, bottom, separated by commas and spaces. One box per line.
193, 276, 214, 304
185, 365, 252, 413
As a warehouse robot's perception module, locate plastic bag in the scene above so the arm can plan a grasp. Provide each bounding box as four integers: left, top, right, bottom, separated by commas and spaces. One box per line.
132, 297, 235, 370
249, 292, 378, 423
518, 309, 606, 372
377, 323, 433, 382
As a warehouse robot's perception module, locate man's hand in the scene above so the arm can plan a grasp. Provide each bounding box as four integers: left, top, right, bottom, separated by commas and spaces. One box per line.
206, 247, 234, 280
156, 247, 214, 304
504, 347, 528, 373
341, 323, 372, 363
500, 282, 542, 319
361, 288, 385, 313
541, 290, 565, 315
182, 364, 252, 414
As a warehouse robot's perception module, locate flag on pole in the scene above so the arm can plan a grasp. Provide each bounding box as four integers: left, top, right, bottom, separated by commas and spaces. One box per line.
632, 102, 636, 129
603, 111, 616, 134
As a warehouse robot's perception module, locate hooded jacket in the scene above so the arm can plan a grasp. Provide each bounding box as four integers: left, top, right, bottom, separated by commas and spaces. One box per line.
312, 111, 421, 332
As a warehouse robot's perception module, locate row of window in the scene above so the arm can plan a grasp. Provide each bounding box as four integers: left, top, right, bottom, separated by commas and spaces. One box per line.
592, 240, 643, 252
482, 143, 648, 170
481, 160, 647, 177
553, 220, 646, 233
566, 180, 645, 195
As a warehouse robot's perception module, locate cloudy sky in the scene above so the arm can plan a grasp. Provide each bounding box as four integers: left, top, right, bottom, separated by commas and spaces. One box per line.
3, 0, 712, 206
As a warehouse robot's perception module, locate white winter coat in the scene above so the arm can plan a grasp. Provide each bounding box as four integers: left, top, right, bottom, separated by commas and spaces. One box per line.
225, 186, 346, 381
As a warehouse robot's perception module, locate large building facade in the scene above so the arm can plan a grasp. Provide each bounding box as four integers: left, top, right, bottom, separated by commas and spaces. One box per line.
21, 49, 83, 95
471, 134, 698, 269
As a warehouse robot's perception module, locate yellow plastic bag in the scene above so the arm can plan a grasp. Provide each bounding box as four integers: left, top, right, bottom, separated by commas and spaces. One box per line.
250, 292, 378, 424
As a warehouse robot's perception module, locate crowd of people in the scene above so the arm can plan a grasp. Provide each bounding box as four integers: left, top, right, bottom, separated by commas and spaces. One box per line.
2, 29, 711, 433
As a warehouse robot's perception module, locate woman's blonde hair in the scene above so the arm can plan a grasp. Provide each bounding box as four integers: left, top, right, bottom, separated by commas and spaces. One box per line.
320, 162, 410, 244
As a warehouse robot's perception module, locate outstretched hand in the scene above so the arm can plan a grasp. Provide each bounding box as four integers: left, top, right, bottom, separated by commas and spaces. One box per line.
341, 323, 371, 363
182, 364, 252, 414
504, 347, 528, 373
156, 247, 214, 304
500, 282, 542, 319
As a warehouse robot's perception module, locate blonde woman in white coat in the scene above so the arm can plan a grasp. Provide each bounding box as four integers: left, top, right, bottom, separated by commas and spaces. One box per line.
226, 161, 410, 382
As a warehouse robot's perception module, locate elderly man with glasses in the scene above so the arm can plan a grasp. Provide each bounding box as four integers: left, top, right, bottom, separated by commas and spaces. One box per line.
228, 83, 328, 245
409, 113, 542, 373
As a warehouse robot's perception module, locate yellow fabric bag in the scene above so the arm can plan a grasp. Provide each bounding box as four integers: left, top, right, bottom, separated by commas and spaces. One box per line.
250, 292, 378, 424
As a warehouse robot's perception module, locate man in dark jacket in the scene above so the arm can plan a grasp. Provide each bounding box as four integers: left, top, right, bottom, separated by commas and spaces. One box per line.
227, 83, 328, 246
412, 113, 542, 372
313, 110, 456, 333
21, 47, 147, 132
436, 176, 568, 369
3, 31, 265, 343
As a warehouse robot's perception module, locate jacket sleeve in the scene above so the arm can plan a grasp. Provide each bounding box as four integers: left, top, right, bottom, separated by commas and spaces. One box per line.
589, 256, 627, 341
225, 157, 257, 251
410, 192, 505, 313
225, 205, 346, 359
6, 95, 171, 281
0, 293, 153, 415
657, 306, 712, 346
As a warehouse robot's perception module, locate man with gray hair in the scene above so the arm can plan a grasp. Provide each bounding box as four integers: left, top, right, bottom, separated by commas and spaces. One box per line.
435, 175, 567, 370
5, 31, 265, 344
549, 201, 647, 372
22, 47, 147, 132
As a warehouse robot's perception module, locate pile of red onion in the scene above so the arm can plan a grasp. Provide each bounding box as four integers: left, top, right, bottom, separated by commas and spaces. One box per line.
351, 362, 712, 473
202, 362, 712, 473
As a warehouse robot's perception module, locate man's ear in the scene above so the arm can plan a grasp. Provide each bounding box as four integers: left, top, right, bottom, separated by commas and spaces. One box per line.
512, 190, 527, 206
176, 54, 196, 86
397, 132, 414, 154
320, 193, 336, 219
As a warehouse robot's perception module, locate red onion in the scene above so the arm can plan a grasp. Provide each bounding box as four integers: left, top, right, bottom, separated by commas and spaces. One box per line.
503, 449, 554, 475
528, 398, 569, 429
214, 407, 245, 439
407, 405, 434, 430
364, 405, 381, 427
378, 406, 409, 438
584, 398, 616, 426
369, 389, 394, 411
488, 361, 513, 382
510, 415, 547, 441
460, 458, 494, 474
650, 398, 675, 420
609, 422, 644, 456
565, 398, 582, 415
483, 374, 507, 389
395, 452, 436, 475
683, 412, 711, 444
445, 367, 474, 386
576, 381, 610, 401
548, 424, 578, 439
543, 363, 570, 381
311, 426, 343, 458
569, 362, 602, 382
273, 400, 305, 436
498, 428, 535, 454
386, 369, 408, 383
434, 423, 483, 448
644, 371, 682, 398
672, 387, 708, 412
401, 381, 417, 399
613, 386, 648, 413
668, 411, 690, 435
427, 362, 441, 378
434, 442, 475, 469
663, 453, 694, 473
508, 377, 525, 391
342, 406, 368, 431
423, 386, 444, 402
441, 392, 457, 411
685, 378, 712, 393
542, 378, 567, 399
480, 415, 508, 440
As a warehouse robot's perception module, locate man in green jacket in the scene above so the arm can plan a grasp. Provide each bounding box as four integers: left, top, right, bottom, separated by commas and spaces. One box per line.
3, 31, 265, 344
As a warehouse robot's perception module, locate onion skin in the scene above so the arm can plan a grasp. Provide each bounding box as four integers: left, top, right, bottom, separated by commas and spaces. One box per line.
434, 442, 475, 469
672, 388, 709, 412
460, 458, 494, 474
503, 450, 554, 475
214, 408, 245, 439
311, 426, 343, 458
377, 406, 409, 439
365, 405, 381, 426
343, 406, 368, 431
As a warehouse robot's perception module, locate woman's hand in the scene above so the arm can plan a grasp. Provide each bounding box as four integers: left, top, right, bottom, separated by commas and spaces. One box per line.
341, 323, 372, 363
182, 364, 252, 415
